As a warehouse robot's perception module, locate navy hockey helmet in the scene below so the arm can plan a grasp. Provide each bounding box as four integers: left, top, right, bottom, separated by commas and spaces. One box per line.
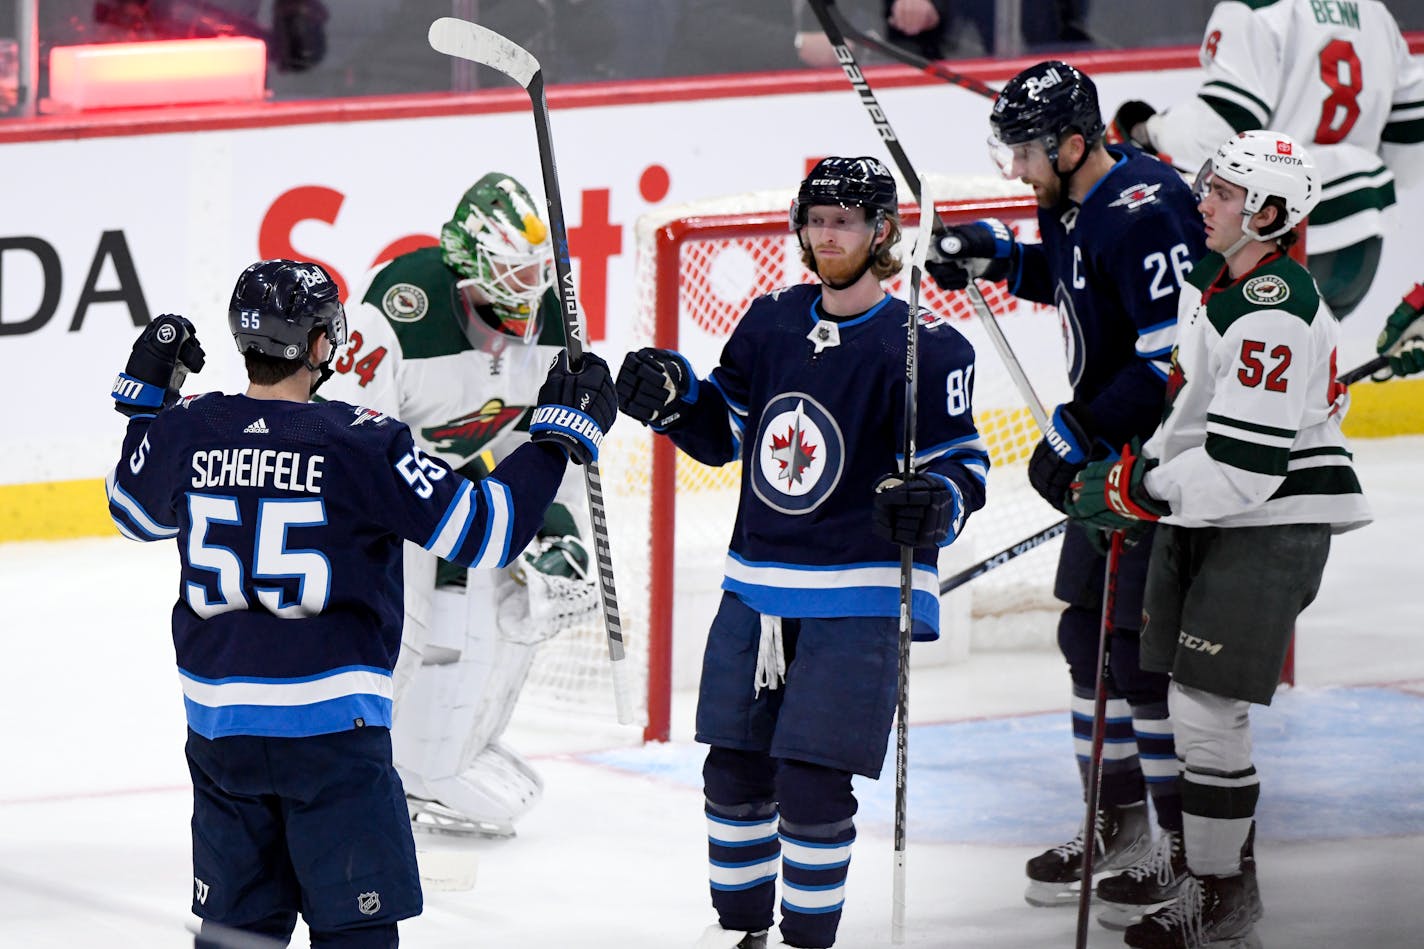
228, 259, 347, 362
790, 156, 899, 231
990, 61, 1105, 165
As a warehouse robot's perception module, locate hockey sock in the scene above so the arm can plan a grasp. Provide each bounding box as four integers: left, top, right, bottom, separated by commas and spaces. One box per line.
1181, 766, 1258, 877
1132, 701, 1183, 832
706, 798, 780, 934
776, 760, 857, 949
1072, 687, 1144, 807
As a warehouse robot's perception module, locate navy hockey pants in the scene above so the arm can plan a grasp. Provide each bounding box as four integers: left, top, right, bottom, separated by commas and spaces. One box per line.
186, 726, 420, 948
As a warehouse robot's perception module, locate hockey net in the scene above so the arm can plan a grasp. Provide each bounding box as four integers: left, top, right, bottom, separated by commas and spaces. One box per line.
521, 174, 1071, 741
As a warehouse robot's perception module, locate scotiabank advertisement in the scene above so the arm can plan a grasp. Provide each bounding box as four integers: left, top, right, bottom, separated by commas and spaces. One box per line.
1, 62, 1417, 488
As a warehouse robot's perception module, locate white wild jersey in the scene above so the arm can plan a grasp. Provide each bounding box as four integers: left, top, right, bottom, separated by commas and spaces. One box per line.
1143, 250, 1371, 532
1145, 0, 1424, 253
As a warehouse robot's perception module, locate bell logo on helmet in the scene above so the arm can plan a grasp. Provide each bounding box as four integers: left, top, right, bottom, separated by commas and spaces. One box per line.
1022, 66, 1064, 97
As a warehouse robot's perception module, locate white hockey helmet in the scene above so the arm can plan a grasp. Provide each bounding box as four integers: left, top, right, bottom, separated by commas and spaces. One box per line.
1197, 130, 1319, 243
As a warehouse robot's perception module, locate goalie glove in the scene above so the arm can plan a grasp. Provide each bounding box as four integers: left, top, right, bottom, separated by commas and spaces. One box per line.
925, 219, 1016, 292
530, 350, 617, 466
1065, 440, 1169, 531
615, 347, 696, 428
1376, 283, 1424, 379
872, 472, 965, 548
112, 314, 205, 417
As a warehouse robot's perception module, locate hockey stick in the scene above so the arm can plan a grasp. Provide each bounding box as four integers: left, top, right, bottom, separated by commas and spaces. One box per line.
890, 174, 936, 945
804, 0, 1051, 435
938, 517, 1067, 595
1076, 527, 1124, 949
806, 0, 998, 99
428, 17, 635, 726
1338, 354, 1388, 386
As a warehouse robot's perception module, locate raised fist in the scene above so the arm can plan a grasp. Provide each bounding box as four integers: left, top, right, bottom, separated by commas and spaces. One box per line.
926, 219, 1016, 292
616, 347, 695, 428
112, 314, 205, 417
530, 350, 617, 465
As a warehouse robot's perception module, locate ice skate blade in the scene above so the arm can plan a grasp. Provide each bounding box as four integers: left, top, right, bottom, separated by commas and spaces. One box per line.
1024, 879, 1088, 907
408, 798, 516, 839
1097, 899, 1168, 931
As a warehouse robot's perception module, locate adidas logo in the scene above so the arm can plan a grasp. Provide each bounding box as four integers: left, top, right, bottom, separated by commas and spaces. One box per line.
243, 418, 270, 435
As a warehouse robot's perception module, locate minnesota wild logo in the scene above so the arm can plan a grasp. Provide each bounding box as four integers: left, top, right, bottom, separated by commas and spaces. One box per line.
423, 400, 526, 458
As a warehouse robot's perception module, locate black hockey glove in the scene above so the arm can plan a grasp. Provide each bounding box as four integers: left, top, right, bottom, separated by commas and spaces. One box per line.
1109, 100, 1157, 150
616, 347, 695, 428
872, 472, 965, 548
1377, 283, 1424, 379
925, 219, 1017, 292
530, 350, 617, 466
112, 314, 205, 417
1027, 403, 1096, 511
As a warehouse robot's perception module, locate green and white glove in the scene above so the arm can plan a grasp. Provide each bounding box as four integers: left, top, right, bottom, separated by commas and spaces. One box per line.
1377, 284, 1424, 379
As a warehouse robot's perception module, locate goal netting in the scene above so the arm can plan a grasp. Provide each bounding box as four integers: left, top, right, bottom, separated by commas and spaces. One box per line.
521, 174, 1072, 741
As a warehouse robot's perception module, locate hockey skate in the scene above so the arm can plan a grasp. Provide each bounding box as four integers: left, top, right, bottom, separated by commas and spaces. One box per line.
407, 795, 516, 839
1123, 873, 1263, 949
694, 923, 769, 949
1096, 829, 1188, 929
406, 741, 543, 839
1024, 801, 1152, 907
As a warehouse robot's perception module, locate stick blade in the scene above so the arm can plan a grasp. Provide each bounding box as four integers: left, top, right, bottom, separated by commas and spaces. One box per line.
428, 17, 539, 88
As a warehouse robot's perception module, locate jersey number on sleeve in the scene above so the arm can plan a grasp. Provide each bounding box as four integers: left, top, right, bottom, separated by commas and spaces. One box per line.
1237, 340, 1291, 392
185, 495, 332, 620
1316, 39, 1362, 145
945, 365, 974, 416
396, 445, 449, 499
1144, 244, 1194, 301
332, 330, 389, 387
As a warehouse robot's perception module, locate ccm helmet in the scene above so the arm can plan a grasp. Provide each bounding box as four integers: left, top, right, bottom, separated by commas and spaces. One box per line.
790, 156, 899, 230
990, 60, 1105, 171
1199, 130, 1319, 243
440, 172, 555, 342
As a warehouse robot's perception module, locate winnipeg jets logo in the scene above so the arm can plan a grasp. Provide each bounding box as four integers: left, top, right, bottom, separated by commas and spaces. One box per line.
1108, 182, 1162, 210
752, 393, 844, 515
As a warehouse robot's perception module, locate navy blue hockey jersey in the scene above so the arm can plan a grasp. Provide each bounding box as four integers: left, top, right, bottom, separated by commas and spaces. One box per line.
1010, 145, 1207, 446
661, 283, 989, 637
106, 393, 565, 740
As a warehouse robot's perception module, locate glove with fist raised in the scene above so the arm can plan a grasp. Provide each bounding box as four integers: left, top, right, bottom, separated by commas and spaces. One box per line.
615, 347, 696, 428
112, 314, 206, 417
530, 350, 618, 466
925, 218, 1018, 292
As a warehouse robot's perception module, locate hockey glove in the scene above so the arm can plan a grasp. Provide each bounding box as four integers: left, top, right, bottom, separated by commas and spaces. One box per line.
872, 472, 965, 548
530, 350, 617, 466
1065, 440, 1169, 531
925, 219, 1016, 292
616, 347, 695, 428
513, 535, 590, 583
1109, 100, 1157, 150
1377, 283, 1424, 378
112, 314, 205, 417
1027, 403, 1096, 511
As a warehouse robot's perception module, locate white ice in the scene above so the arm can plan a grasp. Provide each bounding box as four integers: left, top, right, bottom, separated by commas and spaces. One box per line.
2, 437, 1421, 948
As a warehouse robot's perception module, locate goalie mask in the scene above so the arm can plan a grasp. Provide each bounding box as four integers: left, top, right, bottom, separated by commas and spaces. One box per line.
1193, 130, 1319, 252
228, 258, 347, 390
989, 60, 1104, 180
440, 173, 555, 343
790, 156, 900, 289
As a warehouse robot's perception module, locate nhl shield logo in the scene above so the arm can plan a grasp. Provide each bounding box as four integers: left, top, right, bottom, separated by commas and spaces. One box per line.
357, 891, 381, 916
751, 392, 844, 515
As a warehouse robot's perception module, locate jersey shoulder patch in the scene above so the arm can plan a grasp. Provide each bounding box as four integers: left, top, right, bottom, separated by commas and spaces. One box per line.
360, 248, 472, 360
1206, 255, 1320, 334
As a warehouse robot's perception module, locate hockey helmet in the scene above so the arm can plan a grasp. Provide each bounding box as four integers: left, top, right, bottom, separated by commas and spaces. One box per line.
228, 258, 347, 362
440, 172, 555, 342
790, 156, 899, 231
1196, 130, 1319, 242
989, 61, 1105, 171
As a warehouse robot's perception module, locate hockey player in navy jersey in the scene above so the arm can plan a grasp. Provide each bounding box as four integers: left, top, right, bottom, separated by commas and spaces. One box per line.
106, 258, 616, 949
1064, 130, 1371, 949
618, 157, 989, 949
927, 61, 1207, 919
